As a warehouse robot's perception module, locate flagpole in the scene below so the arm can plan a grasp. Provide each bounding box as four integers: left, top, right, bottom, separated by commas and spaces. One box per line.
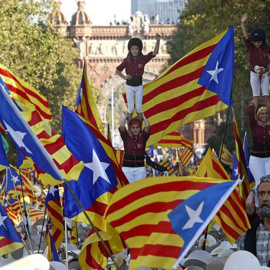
38, 207, 47, 253
64, 218, 69, 270
111, 87, 115, 147
0, 83, 120, 269
7, 167, 32, 254
0, 83, 64, 181
64, 180, 120, 270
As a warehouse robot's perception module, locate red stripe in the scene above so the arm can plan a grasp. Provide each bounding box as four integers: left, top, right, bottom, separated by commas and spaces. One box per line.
87, 200, 108, 217
106, 181, 214, 217
111, 200, 182, 228
158, 139, 182, 144
143, 66, 205, 104
0, 68, 49, 107
145, 86, 206, 119
212, 159, 229, 179
157, 45, 216, 80
149, 94, 220, 135
131, 244, 181, 260
120, 221, 174, 240
0, 237, 15, 246
85, 244, 104, 270
44, 136, 65, 154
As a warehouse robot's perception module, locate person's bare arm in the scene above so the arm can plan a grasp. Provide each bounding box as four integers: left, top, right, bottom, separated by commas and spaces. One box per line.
143, 113, 150, 133
153, 33, 161, 56
116, 69, 132, 80
241, 13, 249, 40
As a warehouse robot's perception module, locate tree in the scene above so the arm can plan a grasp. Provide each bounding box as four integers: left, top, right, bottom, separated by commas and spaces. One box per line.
167, 0, 270, 147
0, 0, 82, 131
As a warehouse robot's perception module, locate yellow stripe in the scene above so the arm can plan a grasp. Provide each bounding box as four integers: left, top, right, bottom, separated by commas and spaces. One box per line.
146, 100, 227, 146
130, 255, 177, 270
126, 232, 183, 248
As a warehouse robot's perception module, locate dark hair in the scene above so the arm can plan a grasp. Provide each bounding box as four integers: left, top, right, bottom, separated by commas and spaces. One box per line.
251, 28, 266, 47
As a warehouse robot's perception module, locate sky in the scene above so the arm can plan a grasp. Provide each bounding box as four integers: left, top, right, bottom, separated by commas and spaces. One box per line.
61, 0, 131, 26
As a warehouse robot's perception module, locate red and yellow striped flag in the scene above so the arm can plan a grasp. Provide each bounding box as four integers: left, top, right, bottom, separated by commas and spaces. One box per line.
179, 147, 193, 166
75, 63, 105, 136
155, 131, 194, 149
45, 186, 64, 260
105, 176, 247, 269
231, 107, 251, 201
159, 159, 178, 176
195, 148, 250, 243
141, 28, 233, 146
0, 63, 51, 121
220, 144, 233, 168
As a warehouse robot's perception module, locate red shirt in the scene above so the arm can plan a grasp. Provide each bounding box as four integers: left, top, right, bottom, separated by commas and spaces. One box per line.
244, 38, 270, 72
116, 52, 155, 86
119, 127, 150, 167
248, 102, 270, 157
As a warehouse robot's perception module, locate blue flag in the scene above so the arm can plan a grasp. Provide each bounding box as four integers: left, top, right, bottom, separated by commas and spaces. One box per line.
4, 166, 23, 194
168, 180, 238, 266
0, 134, 9, 167
62, 106, 118, 218
0, 77, 62, 181
198, 26, 234, 106
0, 203, 22, 243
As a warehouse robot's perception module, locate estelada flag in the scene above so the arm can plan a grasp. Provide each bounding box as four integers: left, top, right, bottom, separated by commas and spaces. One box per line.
142, 26, 234, 146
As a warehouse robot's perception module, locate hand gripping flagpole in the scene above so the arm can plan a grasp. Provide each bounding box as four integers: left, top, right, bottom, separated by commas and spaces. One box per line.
0, 82, 120, 270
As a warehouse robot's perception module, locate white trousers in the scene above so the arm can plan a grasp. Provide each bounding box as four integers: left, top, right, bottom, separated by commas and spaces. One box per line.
250, 71, 269, 96
249, 155, 270, 186
122, 166, 147, 183
126, 85, 143, 113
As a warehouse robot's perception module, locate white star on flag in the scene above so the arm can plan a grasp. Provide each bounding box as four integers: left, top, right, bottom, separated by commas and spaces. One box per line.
207, 61, 224, 84
0, 213, 8, 230
234, 167, 239, 176
85, 149, 111, 185
182, 201, 204, 230
3, 120, 32, 154
49, 186, 57, 196
11, 175, 20, 185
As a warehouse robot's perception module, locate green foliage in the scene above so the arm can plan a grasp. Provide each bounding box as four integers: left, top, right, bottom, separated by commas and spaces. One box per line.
167, 0, 270, 147
0, 0, 81, 131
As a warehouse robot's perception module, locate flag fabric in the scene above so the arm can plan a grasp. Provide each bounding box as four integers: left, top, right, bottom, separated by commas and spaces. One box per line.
63, 106, 128, 224
105, 176, 241, 270
168, 181, 239, 267
62, 106, 128, 269
70, 220, 78, 245
79, 227, 126, 270
0, 78, 63, 184
0, 134, 9, 170
179, 147, 193, 167
195, 148, 230, 179
139, 26, 234, 146
195, 148, 250, 243
63, 106, 119, 224
159, 159, 178, 176
220, 144, 233, 168
75, 62, 105, 136
45, 224, 60, 262
45, 185, 64, 260
231, 107, 251, 201
115, 150, 125, 169
155, 131, 194, 149
243, 132, 254, 182
0, 63, 51, 121
0, 203, 24, 256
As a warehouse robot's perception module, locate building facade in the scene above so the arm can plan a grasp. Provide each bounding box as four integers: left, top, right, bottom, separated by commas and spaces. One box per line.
52, 1, 209, 147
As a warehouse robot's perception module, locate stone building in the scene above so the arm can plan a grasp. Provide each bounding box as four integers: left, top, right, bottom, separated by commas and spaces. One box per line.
52, 0, 211, 148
